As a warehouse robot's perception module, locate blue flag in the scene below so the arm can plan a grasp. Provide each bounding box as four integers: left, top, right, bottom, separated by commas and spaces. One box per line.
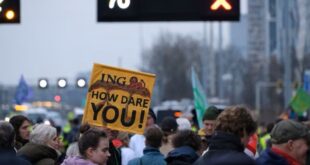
14, 75, 32, 105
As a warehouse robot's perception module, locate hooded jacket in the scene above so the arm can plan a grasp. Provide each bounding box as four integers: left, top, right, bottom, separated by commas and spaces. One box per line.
166, 146, 199, 165
15, 138, 29, 150
0, 148, 31, 165
256, 148, 290, 165
128, 147, 166, 165
194, 131, 255, 165
17, 142, 58, 165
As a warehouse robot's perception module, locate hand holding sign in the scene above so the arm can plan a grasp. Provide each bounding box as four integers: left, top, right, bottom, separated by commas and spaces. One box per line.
82, 63, 156, 134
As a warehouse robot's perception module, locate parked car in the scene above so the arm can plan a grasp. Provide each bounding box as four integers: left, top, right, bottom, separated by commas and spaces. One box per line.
22, 108, 48, 124
46, 111, 65, 127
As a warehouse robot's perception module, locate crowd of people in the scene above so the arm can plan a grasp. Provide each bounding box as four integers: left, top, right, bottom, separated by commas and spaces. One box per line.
0, 105, 309, 165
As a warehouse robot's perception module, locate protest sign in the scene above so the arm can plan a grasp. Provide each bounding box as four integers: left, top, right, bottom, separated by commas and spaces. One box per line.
83, 63, 156, 134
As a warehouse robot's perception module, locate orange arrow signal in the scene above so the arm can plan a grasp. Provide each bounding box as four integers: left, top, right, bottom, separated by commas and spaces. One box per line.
211, 0, 232, 11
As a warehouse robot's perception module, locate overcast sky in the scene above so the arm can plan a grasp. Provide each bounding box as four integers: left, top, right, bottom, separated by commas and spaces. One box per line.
0, 0, 247, 86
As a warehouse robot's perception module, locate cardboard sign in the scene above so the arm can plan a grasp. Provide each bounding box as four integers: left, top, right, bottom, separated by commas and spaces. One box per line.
82, 63, 156, 134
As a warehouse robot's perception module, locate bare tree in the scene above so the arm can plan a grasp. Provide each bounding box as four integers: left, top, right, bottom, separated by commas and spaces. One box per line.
141, 32, 203, 103
216, 46, 247, 104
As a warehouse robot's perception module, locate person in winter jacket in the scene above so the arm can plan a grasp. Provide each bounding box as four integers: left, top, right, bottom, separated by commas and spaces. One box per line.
256, 120, 309, 165
17, 124, 61, 165
194, 105, 257, 165
62, 128, 110, 165
116, 131, 136, 165
199, 106, 223, 138
128, 126, 166, 165
198, 106, 223, 152
166, 130, 201, 165
159, 116, 178, 157
0, 121, 31, 165
95, 125, 121, 165
130, 108, 157, 157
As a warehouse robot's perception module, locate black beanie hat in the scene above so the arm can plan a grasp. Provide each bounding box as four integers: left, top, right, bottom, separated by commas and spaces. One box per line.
160, 116, 178, 133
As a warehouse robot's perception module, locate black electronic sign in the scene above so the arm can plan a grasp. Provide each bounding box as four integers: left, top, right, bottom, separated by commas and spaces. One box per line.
98, 0, 240, 22
0, 0, 20, 23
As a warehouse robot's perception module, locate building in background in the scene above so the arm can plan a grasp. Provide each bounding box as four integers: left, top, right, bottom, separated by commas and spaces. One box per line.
247, 0, 302, 120
305, 0, 310, 55
229, 14, 248, 57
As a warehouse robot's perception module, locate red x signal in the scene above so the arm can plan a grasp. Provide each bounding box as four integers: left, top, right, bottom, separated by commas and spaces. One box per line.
211, 0, 232, 11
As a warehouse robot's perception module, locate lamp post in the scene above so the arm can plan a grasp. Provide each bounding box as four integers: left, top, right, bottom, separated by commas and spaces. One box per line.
76, 78, 87, 88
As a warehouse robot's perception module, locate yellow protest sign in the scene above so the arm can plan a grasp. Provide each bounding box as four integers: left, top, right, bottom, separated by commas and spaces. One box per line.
82, 63, 156, 134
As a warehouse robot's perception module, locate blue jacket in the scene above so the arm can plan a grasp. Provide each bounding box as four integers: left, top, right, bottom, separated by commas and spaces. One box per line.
0, 148, 31, 165
128, 147, 166, 165
256, 148, 290, 165
194, 131, 255, 165
166, 146, 199, 165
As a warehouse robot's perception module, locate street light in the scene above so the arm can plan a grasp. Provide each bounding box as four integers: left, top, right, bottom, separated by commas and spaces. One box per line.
38, 79, 48, 89
57, 78, 67, 88
76, 78, 87, 88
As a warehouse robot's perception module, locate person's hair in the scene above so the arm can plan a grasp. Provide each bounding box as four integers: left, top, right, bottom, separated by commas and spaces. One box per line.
160, 117, 178, 143
9, 115, 31, 142
172, 130, 201, 151
215, 105, 257, 138
78, 128, 108, 157
75, 123, 92, 139
144, 126, 163, 148
30, 124, 57, 145
71, 118, 80, 126
266, 122, 275, 133
117, 131, 129, 141
116, 131, 130, 147
0, 121, 15, 148
80, 123, 92, 134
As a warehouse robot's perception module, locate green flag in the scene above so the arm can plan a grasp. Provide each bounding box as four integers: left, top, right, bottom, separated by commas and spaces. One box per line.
290, 88, 310, 115
191, 67, 208, 128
